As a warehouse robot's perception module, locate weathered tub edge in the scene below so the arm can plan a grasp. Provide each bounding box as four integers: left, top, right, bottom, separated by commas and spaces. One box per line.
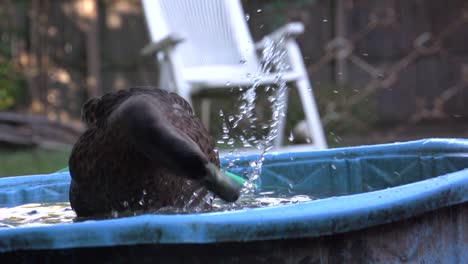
0, 168, 467, 253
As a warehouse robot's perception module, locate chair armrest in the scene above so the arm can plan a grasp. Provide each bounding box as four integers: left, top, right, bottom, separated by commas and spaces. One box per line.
255, 22, 304, 49
141, 34, 184, 56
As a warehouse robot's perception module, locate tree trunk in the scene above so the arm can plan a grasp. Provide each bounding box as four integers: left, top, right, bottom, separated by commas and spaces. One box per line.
86, 0, 101, 98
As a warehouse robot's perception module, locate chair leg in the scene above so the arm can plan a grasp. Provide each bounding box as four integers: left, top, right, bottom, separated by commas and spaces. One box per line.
273, 87, 289, 149
200, 98, 211, 130
176, 87, 211, 130
159, 60, 176, 92
296, 78, 327, 149
285, 40, 327, 149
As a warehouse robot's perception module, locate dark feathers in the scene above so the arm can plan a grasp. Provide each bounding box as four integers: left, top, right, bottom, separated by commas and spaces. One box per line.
69, 87, 218, 217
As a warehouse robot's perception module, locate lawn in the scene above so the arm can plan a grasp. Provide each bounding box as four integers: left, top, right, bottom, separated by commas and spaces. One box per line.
0, 147, 70, 177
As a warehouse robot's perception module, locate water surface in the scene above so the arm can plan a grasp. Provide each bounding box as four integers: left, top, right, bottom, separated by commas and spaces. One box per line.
0, 191, 314, 228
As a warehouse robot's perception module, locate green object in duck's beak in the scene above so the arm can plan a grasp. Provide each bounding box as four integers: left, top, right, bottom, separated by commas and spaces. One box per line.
202, 163, 242, 202
223, 170, 246, 186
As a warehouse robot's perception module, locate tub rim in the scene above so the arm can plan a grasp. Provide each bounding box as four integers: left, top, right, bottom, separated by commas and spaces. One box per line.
0, 138, 467, 253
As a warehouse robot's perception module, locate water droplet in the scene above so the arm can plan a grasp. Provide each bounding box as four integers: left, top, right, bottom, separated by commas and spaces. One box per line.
225, 82, 231, 86
239, 59, 247, 65
249, 161, 257, 167
123, 201, 128, 207
333, 90, 339, 94
245, 13, 250, 21
333, 135, 342, 143
222, 124, 229, 134
217, 140, 225, 144
111, 210, 119, 218
288, 132, 294, 142
305, 138, 311, 143
363, 53, 369, 56
219, 110, 224, 117
331, 164, 337, 170
322, 19, 328, 22
228, 115, 234, 122
142, 189, 147, 195
227, 138, 235, 145
257, 9, 262, 13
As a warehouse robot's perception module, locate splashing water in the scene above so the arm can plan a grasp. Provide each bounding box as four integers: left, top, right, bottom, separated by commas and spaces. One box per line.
218, 37, 290, 195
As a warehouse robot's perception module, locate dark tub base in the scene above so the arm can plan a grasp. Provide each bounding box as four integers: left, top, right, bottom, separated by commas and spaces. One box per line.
3, 202, 466, 264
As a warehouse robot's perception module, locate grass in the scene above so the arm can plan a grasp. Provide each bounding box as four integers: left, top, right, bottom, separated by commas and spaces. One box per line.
0, 147, 71, 177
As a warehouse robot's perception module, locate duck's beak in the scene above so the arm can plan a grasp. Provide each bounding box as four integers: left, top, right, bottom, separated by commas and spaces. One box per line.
202, 163, 241, 202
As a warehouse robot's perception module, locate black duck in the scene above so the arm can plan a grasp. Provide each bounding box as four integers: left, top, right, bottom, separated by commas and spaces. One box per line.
69, 87, 240, 217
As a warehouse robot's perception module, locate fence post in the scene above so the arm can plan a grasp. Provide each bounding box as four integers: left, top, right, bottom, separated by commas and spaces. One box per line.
335, 0, 347, 85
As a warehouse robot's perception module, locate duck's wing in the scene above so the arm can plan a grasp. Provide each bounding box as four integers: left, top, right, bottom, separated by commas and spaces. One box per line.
180, 111, 220, 166
164, 92, 219, 166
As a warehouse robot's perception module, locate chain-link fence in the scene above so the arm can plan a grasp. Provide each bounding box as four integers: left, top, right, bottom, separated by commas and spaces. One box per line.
245, 0, 468, 146
1, 0, 467, 147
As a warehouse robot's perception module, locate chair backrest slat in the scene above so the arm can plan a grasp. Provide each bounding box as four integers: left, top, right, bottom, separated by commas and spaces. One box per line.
142, 0, 258, 69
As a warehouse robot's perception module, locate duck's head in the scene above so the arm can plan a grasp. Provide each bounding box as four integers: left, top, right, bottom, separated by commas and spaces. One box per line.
81, 97, 100, 127
104, 93, 241, 203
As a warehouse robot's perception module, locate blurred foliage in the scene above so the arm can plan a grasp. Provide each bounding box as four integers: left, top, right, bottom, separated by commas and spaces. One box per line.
0, 61, 24, 111
0, 4, 26, 111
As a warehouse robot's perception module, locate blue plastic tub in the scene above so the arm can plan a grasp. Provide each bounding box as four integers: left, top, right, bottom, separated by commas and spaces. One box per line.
0, 138, 467, 263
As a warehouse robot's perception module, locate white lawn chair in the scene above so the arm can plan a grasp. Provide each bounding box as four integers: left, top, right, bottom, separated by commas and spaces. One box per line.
141, 0, 327, 152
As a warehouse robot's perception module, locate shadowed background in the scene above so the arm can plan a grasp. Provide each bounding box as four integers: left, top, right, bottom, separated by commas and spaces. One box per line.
0, 0, 467, 176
